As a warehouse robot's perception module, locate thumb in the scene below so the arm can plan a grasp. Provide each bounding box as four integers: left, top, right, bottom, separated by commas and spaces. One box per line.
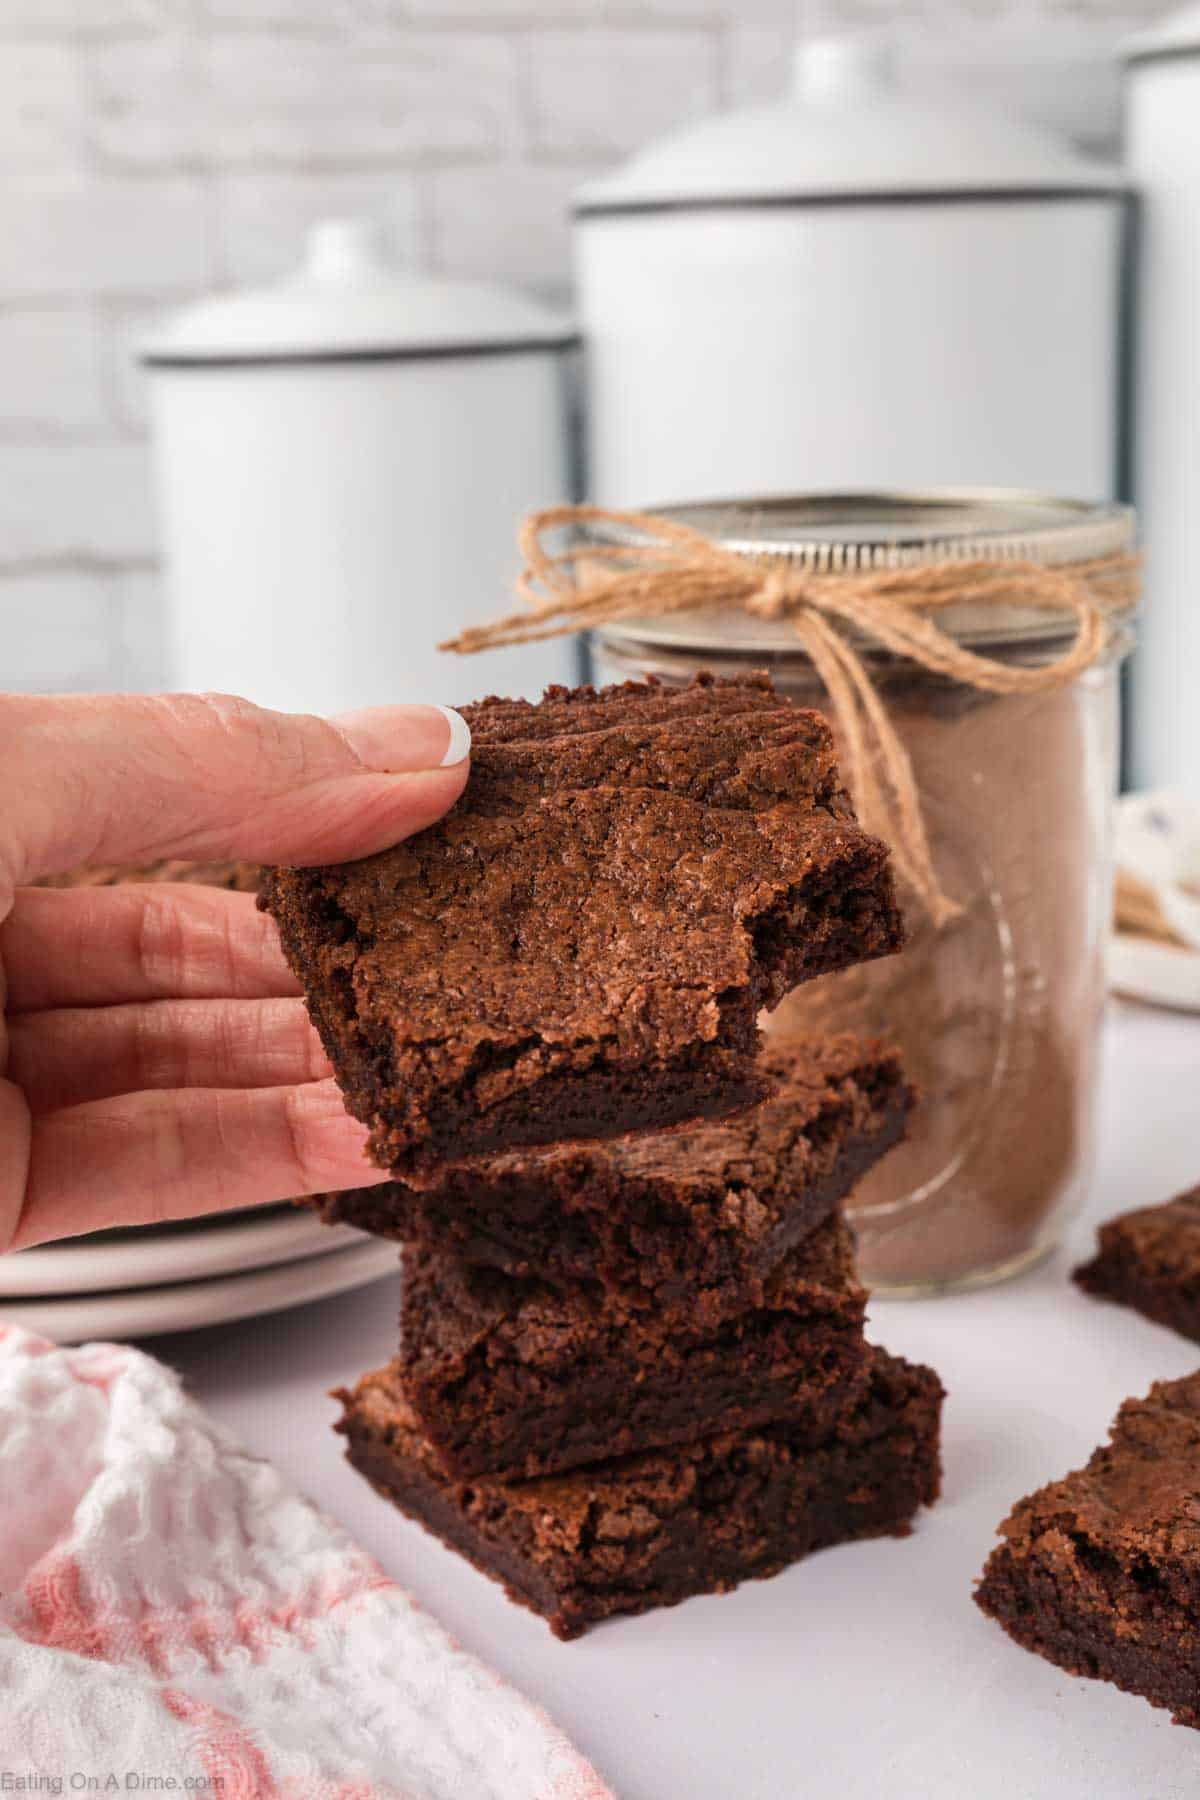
1, 691, 471, 886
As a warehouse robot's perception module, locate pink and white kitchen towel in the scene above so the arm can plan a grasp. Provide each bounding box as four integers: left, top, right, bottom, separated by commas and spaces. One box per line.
0, 1325, 611, 1799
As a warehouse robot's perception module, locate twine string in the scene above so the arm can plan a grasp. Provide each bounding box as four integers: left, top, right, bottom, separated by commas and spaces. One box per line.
442, 505, 1139, 927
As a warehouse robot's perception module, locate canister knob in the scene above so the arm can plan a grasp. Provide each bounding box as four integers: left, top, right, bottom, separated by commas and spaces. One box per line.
303, 217, 392, 286
792, 32, 895, 104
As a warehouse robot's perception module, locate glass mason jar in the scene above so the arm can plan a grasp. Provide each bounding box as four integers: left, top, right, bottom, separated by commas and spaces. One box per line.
589, 492, 1136, 1294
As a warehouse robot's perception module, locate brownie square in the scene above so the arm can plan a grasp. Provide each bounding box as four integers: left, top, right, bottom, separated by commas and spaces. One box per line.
976, 1370, 1200, 1728
338, 1347, 943, 1639
261, 675, 903, 1182
317, 1035, 912, 1322
1074, 1185, 1200, 1343
400, 1211, 869, 1480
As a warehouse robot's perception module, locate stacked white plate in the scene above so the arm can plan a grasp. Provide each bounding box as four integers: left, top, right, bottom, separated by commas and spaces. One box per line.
1108, 790, 1200, 1014
0, 1206, 398, 1344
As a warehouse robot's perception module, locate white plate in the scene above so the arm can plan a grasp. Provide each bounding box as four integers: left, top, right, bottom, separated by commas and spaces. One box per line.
1107, 932, 1200, 1013
0, 1237, 398, 1344
0, 1205, 367, 1298
1115, 788, 1200, 950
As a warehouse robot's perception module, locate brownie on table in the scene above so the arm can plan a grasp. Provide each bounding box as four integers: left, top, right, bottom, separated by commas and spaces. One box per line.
317, 1035, 912, 1322
260, 675, 903, 1183
338, 1347, 943, 1639
400, 1212, 869, 1480
976, 1370, 1200, 1728
1074, 1185, 1200, 1343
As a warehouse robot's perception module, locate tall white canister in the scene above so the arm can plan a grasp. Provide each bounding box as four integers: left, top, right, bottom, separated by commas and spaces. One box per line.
575, 35, 1126, 508
1125, 10, 1200, 791
143, 219, 577, 716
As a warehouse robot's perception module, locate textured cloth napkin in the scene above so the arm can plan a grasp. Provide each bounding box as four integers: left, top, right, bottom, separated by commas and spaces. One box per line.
0, 1325, 610, 1799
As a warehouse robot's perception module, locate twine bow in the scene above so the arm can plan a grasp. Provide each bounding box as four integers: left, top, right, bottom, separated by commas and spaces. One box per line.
442, 505, 1140, 928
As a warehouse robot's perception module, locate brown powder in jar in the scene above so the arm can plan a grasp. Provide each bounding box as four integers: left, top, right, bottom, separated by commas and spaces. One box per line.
767, 664, 1113, 1291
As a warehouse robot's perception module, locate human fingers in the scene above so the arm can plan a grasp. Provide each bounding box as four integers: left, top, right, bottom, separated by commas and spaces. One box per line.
3, 886, 300, 1012
1, 691, 470, 886
9, 997, 330, 1114
5, 1077, 388, 1252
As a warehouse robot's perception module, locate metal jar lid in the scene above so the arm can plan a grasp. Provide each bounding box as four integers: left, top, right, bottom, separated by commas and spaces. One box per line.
589, 489, 1136, 657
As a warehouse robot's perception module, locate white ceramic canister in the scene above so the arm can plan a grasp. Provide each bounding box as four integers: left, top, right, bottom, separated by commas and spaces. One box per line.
575, 35, 1127, 509
142, 219, 578, 717
1124, 9, 1200, 792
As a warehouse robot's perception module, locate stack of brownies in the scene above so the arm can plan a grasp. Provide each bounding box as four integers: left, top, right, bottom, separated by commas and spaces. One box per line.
261, 674, 944, 1638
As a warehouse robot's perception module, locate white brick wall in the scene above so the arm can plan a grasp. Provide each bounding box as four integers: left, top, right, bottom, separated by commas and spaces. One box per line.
1, 571, 125, 693
528, 28, 721, 155
0, 445, 158, 564
91, 31, 524, 165
0, 0, 1172, 697
0, 307, 107, 436
430, 161, 580, 286
0, 42, 86, 169
214, 168, 423, 283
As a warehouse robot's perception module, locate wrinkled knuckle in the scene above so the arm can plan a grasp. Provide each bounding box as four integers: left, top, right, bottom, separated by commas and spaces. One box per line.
280, 1086, 324, 1195
129, 1002, 158, 1090
157, 692, 289, 777
135, 892, 194, 995
1, 1078, 36, 1252
177, 691, 263, 738
189, 691, 337, 788
304, 1023, 330, 1083
150, 690, 252, 751
215, 903, 246, 995
218, 1002, 245, 1081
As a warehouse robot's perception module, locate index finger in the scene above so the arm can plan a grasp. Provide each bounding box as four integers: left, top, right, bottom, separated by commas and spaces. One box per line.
4, 884, 302, 1011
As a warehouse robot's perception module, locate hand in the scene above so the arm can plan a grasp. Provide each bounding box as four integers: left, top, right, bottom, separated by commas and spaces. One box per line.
0, 691, 470, 1252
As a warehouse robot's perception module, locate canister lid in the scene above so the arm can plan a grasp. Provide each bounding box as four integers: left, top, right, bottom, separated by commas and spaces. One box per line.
141, 218, 576, 368
1124, 4, 1200, 66
575, 32, 1124, 216
590, 490, 1137, 655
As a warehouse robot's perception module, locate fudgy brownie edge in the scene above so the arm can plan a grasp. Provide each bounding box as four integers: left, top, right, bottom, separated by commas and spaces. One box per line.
337, 1347, 943, 1639
975, 1368, 1200, 1728
314, 1035, 914, 1320
399, 1213, 869, 1479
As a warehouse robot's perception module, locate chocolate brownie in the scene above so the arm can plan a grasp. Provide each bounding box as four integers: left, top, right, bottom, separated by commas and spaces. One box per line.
337, 1346, 943, 1639
976, 1370, 1200, 1728
1074, 1185, 1200, 1343
36, 858, 260, 891
260, 675, 904, 1182
400, 1212, 868, 1479
318, 1036, 912, 1321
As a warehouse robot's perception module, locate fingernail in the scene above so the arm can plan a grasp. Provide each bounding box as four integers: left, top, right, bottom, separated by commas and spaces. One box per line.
435, 704, 472, 767
333, 704, 471, 773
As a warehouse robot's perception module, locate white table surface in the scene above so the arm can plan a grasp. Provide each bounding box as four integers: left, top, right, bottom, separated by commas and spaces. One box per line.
156, 997, 1198, 1800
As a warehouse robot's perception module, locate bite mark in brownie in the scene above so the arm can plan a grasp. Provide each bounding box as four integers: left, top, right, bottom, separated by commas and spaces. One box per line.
1073, 1185, 1200, 1343
976, 1369, 1200, 1728
317, 1035, 911, 1322
400, 1211, 868, 1479
260, 675, 903, 1182
337, 1347, 943, 1639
